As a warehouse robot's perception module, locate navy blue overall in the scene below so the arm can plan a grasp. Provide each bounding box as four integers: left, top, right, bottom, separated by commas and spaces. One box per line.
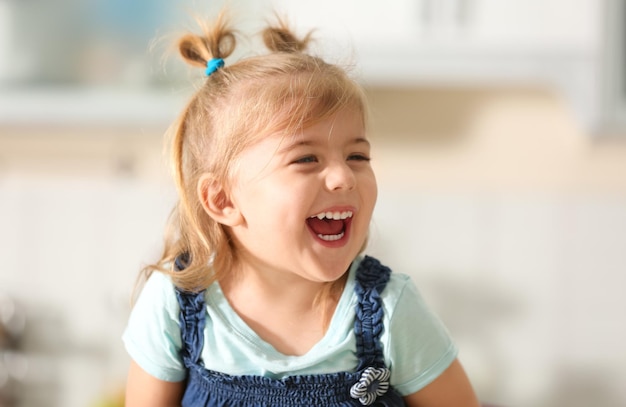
175, 256, 406, 406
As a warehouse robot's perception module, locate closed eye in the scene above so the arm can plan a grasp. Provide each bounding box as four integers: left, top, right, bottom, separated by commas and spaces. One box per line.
347, 154, 371, 162
292, 155, 318, 164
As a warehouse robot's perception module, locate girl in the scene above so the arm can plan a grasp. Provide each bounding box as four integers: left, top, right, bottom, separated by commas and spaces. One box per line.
123, 13, 481, 407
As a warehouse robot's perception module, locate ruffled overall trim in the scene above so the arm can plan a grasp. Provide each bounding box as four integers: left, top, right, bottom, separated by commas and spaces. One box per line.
175, 256, 405, 407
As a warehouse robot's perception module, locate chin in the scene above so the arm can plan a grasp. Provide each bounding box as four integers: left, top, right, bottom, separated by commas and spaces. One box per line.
311, 257, 355, 282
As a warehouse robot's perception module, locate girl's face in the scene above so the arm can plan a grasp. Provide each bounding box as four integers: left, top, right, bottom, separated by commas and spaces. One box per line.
226, 108, 377, 284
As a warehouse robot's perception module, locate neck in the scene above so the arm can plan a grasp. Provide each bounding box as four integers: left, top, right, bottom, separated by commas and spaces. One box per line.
219, 259, 348, 355
223, 259, 343, 313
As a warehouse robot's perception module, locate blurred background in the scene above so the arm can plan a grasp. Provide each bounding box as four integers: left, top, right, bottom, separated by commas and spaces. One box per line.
1, 0, 625, 406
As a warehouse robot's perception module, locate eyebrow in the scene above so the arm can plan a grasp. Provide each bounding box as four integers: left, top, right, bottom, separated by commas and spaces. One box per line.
278, 137, 370, 155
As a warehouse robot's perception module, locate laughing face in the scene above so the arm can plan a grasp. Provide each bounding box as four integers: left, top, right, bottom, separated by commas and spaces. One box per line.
222, 108, 377, 284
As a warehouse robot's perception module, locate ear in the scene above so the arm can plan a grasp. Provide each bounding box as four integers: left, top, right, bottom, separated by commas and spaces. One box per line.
197, 173, 244, 227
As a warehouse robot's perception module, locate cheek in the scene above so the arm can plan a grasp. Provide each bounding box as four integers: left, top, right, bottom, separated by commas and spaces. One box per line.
370, 174, 378, 198
362, 173, 378, 205
234, 181, 296, 226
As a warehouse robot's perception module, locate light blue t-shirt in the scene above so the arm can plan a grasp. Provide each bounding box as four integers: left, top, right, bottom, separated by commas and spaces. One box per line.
123, 256, 457, 396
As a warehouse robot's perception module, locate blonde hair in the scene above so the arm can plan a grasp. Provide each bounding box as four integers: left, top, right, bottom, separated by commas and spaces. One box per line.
143, 13, 368, 300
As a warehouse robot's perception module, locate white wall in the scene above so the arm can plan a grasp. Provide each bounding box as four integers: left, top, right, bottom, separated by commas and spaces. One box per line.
2, 86, 626, 406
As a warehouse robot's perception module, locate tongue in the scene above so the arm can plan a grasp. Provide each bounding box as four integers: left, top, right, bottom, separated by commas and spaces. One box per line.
307, 218, 344, 235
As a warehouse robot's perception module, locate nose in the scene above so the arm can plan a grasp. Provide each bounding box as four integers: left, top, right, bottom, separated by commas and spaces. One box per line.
324, 161, 356, 191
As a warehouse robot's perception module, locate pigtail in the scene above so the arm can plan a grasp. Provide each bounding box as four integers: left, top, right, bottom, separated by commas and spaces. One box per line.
177, 12, 237, 69
262, 17, 312, 53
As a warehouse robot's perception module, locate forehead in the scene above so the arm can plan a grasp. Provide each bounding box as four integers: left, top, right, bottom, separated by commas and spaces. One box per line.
276, 109, 367, 149
244, 70, 367, 139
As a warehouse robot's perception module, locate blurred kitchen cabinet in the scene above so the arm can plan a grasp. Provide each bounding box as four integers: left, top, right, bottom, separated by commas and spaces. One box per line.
271, 0, 600, 83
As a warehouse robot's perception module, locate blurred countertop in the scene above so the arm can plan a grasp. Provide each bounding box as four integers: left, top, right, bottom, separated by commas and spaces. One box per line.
0, 87, 190, 127
0, 45, 599, 128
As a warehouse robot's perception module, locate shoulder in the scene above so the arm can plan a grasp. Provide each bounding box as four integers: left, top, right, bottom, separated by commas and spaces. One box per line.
361, 257, 458, 395
137, 271, 182, 315
361, 256, 446, 332
356, 256, 418, 312
126, 271, 183, 342
123, 271, 187, 382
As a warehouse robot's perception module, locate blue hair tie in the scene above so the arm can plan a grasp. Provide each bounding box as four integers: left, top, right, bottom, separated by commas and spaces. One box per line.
205, 58, 224, 76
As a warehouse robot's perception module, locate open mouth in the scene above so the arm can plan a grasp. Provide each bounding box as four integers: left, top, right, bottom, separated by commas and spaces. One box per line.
306, 210, 353, 242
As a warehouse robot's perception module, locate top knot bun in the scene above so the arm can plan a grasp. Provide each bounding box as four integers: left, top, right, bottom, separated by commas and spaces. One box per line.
262, 18, 312, 53
177, 12, 237, 69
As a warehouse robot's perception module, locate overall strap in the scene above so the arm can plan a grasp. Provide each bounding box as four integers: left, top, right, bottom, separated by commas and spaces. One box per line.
353, 256, 391, 371
174, 254, 206, 367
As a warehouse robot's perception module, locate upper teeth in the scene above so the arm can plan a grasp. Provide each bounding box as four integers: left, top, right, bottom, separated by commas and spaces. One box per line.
310, 211, 353, 220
